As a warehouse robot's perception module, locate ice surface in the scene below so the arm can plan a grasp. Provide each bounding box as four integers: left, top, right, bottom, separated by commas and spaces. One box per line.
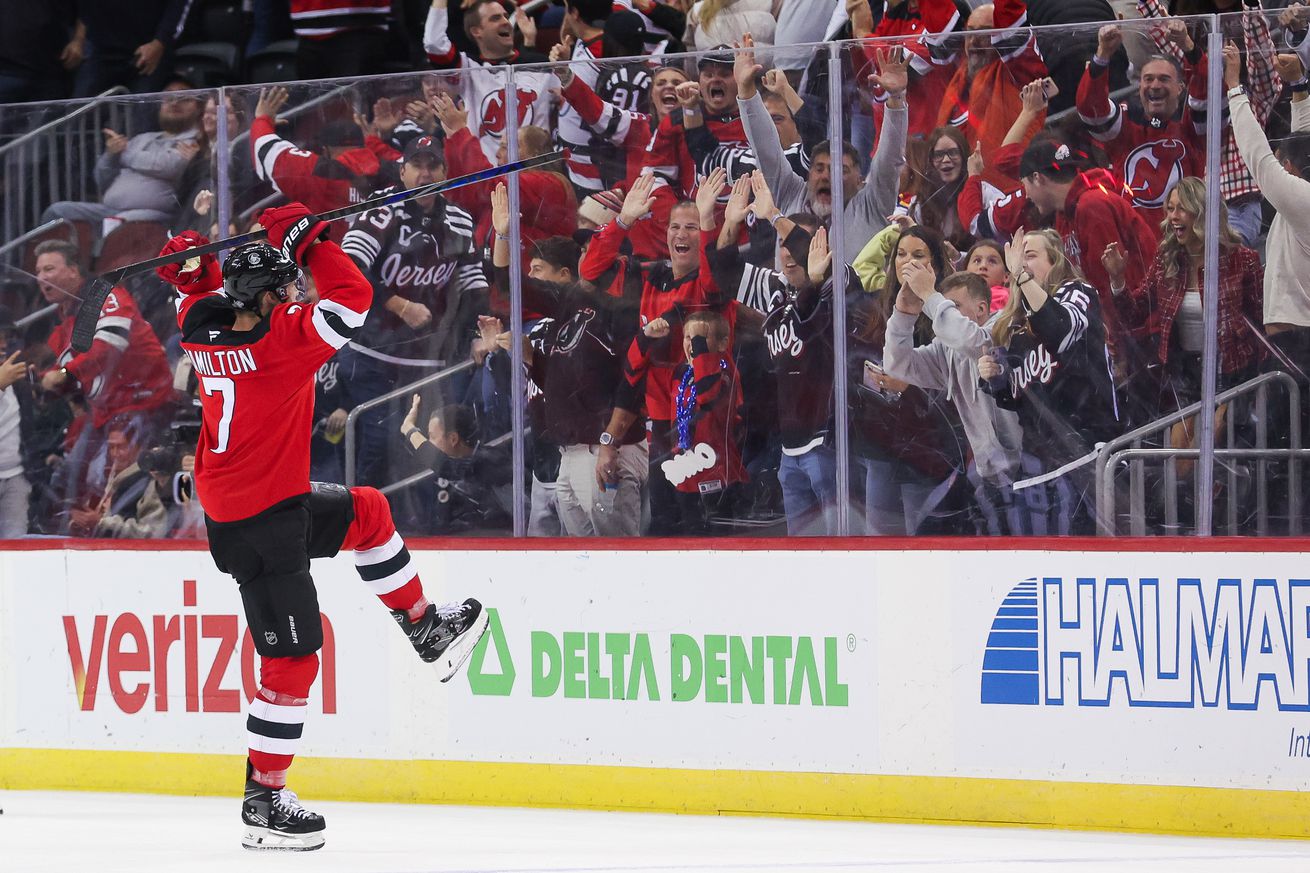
2, 790, 1309, 873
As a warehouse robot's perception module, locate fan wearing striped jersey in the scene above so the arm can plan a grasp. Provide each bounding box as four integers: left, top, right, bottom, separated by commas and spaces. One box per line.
155, 205, 489, 852
340, 135, 489, 486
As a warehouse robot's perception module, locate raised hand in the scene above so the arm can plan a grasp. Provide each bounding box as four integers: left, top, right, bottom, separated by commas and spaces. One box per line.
747, 170, 777, 222
405, 97, 437, 132
1097, 24, 1123, 63
724, 173, 753, 226
1222, 42, 1242, 91
675, 80, 703, 110
1004, 226, 1027, 276
619, 173, 657, 226
550, 36, 577, 87
644, 316, 670, 338
967, 141, 985, 177
870, 46, 909, 98
1276, 53, 1306, 84
255, 86, 289, 120
431, 91, 468, 135
733, 33, 763, 98
1101, 241, 1127, 284
900, 258, 937, 301
491, 182, 511, 238
694, 166, 728, 221
808, 226, 832, 287
372, 97, 401, 138
1019, 79, 1048, 116
1164, 19, 1194, 53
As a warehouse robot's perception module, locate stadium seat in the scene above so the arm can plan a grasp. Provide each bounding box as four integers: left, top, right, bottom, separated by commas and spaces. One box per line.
93, 222, 170, 274
201, 2, 247, 45
246, 40, 300, 84
174, 43, 243, 89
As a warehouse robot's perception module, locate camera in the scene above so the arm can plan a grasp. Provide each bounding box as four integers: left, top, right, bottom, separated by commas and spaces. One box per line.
139, 444, 194, 504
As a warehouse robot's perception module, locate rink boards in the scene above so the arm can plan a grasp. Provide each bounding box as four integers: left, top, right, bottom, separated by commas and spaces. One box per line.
2, 538, 1309, 838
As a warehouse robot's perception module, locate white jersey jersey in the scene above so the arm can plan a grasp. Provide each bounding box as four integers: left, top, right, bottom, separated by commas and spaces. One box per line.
423, 4, 558, 163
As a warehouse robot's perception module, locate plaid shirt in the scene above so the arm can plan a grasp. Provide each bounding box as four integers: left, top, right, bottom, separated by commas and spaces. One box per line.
1139, 0, 1278, 202
1119, 244, 1266, 374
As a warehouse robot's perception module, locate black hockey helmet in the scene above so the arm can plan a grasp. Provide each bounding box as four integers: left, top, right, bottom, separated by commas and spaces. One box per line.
221, 243, 299, 311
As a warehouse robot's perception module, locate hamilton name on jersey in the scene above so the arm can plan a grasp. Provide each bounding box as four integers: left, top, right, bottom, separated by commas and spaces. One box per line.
186, 347, 260, 377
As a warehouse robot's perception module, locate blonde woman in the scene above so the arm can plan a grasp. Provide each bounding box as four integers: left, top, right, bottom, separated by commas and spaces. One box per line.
1101, 176, 1265, 412
979, 228, 1122, 533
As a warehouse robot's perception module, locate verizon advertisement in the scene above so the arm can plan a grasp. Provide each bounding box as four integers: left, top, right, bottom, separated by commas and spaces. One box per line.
0, 548, 877, 773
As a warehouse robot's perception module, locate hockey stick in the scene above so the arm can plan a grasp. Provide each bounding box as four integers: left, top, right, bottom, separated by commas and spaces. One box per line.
70, 150, 564, 352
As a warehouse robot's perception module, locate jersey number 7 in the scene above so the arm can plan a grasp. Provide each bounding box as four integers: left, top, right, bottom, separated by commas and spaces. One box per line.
202, 376, 235, 454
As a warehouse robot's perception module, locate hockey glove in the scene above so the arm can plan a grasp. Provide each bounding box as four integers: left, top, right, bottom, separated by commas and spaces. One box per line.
155, 231, 222, 296
259, 203, 329, 266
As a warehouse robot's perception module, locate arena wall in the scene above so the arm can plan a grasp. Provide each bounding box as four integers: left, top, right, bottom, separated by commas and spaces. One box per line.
2, 539, 1309, 838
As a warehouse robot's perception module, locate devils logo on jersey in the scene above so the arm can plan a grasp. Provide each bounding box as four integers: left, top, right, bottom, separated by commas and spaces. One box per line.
1123, 138, 1186, 209
479, 87, 542, 138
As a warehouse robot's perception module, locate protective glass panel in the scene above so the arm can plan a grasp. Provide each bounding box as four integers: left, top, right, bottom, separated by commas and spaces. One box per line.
0, 87, 219, 539
224, 72, 514, 537
838, 13, 1219, 537
512, 35, 843, 538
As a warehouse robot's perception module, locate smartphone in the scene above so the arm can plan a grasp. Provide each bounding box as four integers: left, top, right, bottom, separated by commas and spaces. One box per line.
1041, 78, 1059, 101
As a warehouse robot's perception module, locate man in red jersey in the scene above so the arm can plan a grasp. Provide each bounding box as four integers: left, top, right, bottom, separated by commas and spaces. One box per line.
155, 204, 488, 852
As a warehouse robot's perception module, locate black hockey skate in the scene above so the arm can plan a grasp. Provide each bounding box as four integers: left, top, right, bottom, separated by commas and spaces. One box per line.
241, 780, 326, 851
391, 598, 489, 682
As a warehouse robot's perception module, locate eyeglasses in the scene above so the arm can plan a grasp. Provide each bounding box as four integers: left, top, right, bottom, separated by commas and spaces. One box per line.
930, 149, 962, 163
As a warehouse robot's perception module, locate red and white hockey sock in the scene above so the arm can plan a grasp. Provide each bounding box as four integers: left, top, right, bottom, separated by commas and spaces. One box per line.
345, 487, 429, 621
247, 654, 318, 788
353, 531, 428, 622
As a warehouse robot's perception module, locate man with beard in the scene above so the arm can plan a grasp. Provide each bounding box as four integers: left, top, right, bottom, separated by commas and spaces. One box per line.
737, 36, 906, 257
1076, 20, 1213, 231
42, 78, 201, 229
935, 0, 1049, 165
423, 0, 557, 163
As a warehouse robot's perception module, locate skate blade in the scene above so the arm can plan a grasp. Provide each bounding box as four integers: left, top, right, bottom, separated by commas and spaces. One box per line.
241, 826, 325, 851
435, 606, 490, 683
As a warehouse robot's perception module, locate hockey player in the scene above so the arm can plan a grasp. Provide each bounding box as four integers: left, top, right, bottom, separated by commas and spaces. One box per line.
154, 204, 489, 852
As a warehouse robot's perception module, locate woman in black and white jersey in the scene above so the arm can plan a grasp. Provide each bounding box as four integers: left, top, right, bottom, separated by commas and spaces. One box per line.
978, 228, 1123, 534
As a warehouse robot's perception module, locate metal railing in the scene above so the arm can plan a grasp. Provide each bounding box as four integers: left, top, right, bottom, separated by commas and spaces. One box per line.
1095, 372, 1303, 536
344, 357, 476, 487
1, 88, 130, 262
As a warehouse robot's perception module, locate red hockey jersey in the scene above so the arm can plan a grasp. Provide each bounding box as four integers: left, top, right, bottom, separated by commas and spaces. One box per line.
46, 288, 173, 429
175, 242, 371, 522
1076, 53, 1208, 231
289, 0, 389, 39
250, 115, 401, 220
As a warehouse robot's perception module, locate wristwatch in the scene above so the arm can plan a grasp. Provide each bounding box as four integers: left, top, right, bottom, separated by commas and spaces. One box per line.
1227, 84, 1246, 99
598, 432, 615, 447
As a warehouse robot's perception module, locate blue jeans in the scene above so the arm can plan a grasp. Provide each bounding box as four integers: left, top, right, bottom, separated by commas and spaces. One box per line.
778, 444, 838, 536
859, 456, 940, 536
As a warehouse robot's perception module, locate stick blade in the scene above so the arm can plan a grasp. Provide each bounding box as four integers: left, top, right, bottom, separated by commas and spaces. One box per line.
70, 278, 115, 353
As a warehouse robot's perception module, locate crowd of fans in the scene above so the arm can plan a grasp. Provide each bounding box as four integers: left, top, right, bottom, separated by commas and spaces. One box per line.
2, 0, 1309, 539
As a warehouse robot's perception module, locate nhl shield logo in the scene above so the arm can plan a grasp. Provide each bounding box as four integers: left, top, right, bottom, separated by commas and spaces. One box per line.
264, 631, 278, 646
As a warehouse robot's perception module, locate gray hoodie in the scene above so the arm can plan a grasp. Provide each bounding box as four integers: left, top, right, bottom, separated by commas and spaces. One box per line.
883, 293, 1024, 483
737, 91, 905, 260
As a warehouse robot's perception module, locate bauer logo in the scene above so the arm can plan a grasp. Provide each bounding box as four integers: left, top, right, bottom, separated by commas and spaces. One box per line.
980, 576, 1310, 710
467, 608, 849, 706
